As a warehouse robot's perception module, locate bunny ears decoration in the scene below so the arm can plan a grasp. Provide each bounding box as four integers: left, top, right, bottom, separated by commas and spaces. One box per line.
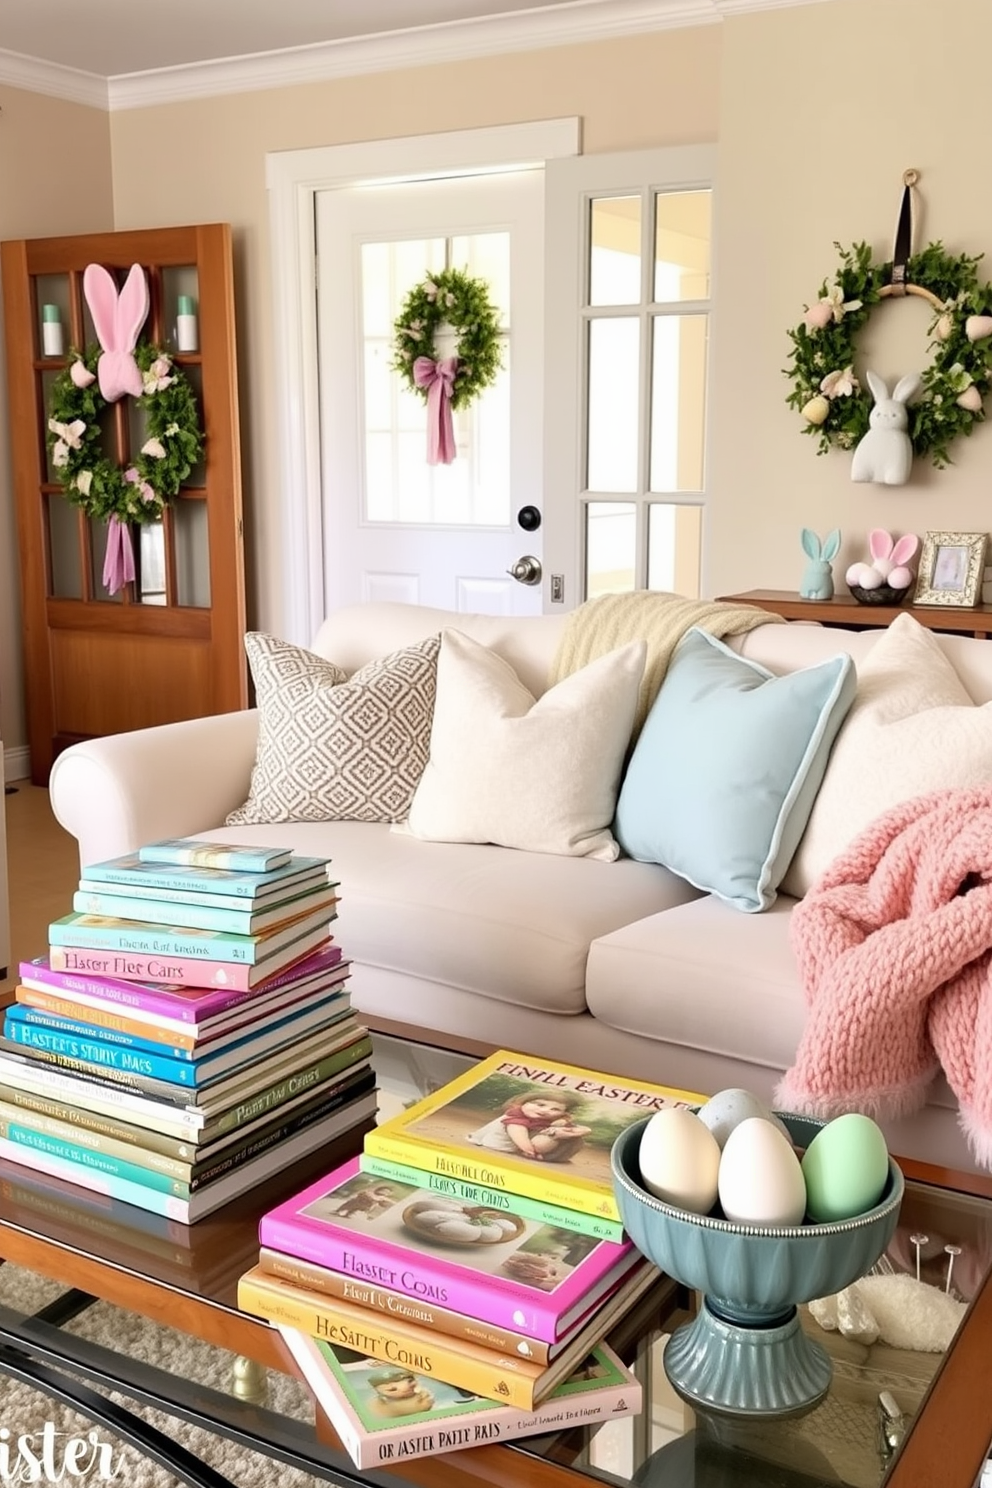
846, 530, 919, 602
83, 263, 150, 402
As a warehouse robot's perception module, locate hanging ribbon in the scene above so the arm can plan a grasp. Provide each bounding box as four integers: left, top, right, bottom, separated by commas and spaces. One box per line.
102, 514, 136, 596
413, 355, 458, 465
889, 168, 918, 295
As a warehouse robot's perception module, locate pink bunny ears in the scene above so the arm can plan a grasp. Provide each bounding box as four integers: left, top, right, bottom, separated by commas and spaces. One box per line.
83, 262, 150, 403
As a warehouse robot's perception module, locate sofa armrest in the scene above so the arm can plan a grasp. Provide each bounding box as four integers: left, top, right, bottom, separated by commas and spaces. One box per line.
49, 710, 260, 869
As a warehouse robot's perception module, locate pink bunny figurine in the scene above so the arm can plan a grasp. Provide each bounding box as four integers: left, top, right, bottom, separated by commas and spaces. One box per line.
845, 529, 919, 592
83, 262, 150, 403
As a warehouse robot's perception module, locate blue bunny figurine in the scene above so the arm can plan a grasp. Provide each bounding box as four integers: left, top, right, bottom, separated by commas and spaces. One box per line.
799, 528, 841, 600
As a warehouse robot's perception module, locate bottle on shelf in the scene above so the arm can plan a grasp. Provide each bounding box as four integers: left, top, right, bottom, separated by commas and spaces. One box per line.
41, 304, 64, 357
176, 294, 199, 352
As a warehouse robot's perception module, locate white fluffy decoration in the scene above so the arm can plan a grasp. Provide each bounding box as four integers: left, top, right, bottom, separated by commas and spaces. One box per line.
810, 1272, 967, 1353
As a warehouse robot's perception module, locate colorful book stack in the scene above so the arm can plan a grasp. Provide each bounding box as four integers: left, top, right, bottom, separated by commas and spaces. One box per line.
239, 1050, 705, 1463
0, 837, 378, 1222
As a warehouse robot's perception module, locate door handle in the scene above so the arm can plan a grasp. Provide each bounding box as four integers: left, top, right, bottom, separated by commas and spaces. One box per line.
507, 555, 542, 586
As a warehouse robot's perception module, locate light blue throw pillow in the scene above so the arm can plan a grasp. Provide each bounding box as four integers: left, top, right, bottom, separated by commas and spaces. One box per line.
613, 628, 856, 912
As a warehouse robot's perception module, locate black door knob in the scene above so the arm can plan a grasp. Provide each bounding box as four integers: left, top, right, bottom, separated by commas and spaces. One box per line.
517, 505, 542, 532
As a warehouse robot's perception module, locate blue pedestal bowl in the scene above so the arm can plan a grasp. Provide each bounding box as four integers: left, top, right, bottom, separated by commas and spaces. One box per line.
611, 1114, 904, 1419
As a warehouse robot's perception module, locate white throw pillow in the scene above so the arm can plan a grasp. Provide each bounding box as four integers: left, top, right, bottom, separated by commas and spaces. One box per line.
403, 629, 646, 861
782, 612, 992, 898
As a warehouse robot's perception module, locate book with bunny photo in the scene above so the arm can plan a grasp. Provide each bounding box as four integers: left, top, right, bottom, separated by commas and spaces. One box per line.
258, 1154, 641, 1341
362, 1049, 704, 1224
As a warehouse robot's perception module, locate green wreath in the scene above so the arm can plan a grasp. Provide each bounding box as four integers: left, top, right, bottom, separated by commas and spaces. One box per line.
47, 342, 204, 523
392, 268, 503, 410
784, 241, 992, 468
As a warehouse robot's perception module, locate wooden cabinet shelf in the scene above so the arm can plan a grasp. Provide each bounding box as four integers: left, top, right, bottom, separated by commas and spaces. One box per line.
718, 589, 992, 640
2, 223, 247, 784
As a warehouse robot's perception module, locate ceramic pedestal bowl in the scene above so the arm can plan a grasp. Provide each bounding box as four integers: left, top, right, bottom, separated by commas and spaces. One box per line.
611, 1114, 904, 1419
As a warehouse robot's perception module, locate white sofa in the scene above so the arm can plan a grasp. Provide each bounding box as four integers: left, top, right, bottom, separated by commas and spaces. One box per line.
49, 602, 991, 1174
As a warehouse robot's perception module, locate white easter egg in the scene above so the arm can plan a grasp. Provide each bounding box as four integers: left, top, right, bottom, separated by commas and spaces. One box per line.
696, 1089, 790, 1149
718, 1117, 807, 1226
638, 1107, 721, 1214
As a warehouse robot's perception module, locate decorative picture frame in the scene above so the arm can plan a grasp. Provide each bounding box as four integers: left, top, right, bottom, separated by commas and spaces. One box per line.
913, 530, 988, 608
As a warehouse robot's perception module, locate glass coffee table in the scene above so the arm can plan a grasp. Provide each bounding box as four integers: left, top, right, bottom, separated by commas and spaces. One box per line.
0, 1029, 989, 1488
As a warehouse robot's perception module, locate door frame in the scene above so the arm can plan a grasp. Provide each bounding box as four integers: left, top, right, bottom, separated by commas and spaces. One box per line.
266, 117, 580, 646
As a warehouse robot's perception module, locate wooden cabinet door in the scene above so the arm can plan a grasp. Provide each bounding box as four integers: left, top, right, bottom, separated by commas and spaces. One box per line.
1, 224, 247, 785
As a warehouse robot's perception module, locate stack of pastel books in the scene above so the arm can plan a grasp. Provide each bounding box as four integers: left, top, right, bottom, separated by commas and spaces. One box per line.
0, 837, 378, 1222
239, 1049, 705, 1464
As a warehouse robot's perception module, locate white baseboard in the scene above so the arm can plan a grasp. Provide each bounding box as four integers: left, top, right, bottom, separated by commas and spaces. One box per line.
3, 745, 31, 785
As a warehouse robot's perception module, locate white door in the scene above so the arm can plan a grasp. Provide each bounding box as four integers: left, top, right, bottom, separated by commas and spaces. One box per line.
316, 171, 545, 615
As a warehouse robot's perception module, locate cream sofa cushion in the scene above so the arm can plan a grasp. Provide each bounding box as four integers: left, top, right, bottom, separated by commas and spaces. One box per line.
783, 612, 992, 898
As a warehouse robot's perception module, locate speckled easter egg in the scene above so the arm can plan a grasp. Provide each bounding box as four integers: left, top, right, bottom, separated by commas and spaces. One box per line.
696, 1088, 791, 1149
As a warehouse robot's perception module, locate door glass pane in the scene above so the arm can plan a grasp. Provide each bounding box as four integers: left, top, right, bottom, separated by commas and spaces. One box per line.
654, 191, 712, 302
587, 318, 639, 493
361, 235, 510, 528
175, 500, 210, 607
648, 503, 702, 598
47, 496, 82, 599
589, 197, 641, 306
586, 501, 635, 597
650, 315, 707, 492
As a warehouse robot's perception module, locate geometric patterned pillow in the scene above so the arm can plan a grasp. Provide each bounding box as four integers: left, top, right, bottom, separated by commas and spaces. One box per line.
226, 631, 441, 825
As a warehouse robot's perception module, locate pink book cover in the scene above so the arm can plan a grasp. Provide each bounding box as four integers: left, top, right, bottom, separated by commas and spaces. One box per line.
20, 945, 344, 1024
42, 931, 334, 996
259, 1156, 637, 1343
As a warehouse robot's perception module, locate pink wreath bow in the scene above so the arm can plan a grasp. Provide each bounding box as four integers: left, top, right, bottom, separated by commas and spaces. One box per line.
102, 515, 136, 596
413, 355, 458, 465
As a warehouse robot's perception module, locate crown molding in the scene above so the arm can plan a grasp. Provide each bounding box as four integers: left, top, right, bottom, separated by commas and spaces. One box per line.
0, 0, 829, 113
0, 49, 107, 108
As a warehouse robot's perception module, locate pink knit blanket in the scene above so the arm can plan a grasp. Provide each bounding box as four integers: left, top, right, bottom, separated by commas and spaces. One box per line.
777, 785, 992, 1169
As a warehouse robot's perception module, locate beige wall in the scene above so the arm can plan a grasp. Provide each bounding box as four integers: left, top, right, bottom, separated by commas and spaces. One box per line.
707, 0, 992, 599
6, 0, 992, 771
0, 87, 113, 767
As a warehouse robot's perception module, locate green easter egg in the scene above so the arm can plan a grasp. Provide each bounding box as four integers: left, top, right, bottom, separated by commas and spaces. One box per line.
801, 1113, 890, 1222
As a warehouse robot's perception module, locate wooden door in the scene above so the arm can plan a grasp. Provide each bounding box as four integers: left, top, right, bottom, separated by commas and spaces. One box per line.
1, 224, 247, 785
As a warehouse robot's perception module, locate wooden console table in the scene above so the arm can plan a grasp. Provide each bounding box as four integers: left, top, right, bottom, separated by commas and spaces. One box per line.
719, 588, 992, 639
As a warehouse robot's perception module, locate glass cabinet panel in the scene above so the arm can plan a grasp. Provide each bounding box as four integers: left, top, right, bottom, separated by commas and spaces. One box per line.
175, 500, 211, 607
47, 496, 82, 599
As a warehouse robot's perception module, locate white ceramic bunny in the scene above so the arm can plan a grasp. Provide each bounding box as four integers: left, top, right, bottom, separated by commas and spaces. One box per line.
799, 528, 840, 600
845, 529, 919, 592
851, 369, 921, 486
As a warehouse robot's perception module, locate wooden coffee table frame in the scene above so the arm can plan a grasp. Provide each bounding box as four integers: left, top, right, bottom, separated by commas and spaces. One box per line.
0, 1124, 989, 1488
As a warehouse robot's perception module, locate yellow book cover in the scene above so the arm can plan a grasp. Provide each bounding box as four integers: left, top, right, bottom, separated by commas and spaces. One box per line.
238, 1265, 543, 1408
363, 1050, 705, 1223
238, 1259, 660, 1410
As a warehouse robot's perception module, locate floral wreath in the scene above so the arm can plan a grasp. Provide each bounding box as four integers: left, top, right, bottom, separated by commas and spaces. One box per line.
392, 267, 503, 411
47, 341, 203, 524
784, 241, 992, 469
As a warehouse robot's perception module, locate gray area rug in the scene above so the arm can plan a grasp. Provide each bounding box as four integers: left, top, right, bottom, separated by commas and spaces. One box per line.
0, 1261, 331, 1488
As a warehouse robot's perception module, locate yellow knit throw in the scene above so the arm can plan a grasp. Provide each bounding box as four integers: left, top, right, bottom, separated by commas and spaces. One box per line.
549, 591, 784, 739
